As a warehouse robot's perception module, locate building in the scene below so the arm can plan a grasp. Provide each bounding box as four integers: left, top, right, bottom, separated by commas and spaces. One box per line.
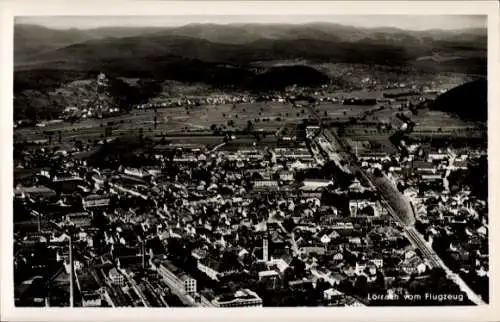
289, 279, 314, 289
402, 253, 425, 275
157, 260, 197, 296
452, 160, 468, 170
324, 288, 344, 301
197, 256, 239, 281
345, 296, 367, 307
65, 212, 92, 228
357, 153, 389, 162
290, 158, 316, 170
305, 126, 321, 138
76, 271, 104, 307
421, 174, 443, 181
411, 160, 437, 174
279, 171, 294, 182
330, 221, 354, 230
258, 270, 280, 288
212, 289, 263, 308
123, 167, 151, 179
14, 186, 56, 199
301, 179, 334, 191
108, 268, 124, 286
173, 156, 198, 163
83, 194, 111, 209
349, 200, 379, 217
258, 270, 279, 280
428, 153, 449, 161
81, 291, 103, 307
180, 275, 197, 295
262, 234, 269, 262
275, 148, 312, 159
253, 180, 279, 189
370, 258, 384, 268
53, 173, 83, 182
111, 184, 148, 199
355, 261, 368, 275
267, 258, 290, 273
348, 179, 368, 193
300, 245, 327, 256
238, 149, 264, 160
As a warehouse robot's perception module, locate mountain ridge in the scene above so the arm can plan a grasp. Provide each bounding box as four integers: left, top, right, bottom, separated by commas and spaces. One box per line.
15, 32, 486, 75
15, 23, 486, 65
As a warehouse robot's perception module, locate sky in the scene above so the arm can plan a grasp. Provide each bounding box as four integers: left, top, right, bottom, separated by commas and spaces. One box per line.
16, 15, 487, 31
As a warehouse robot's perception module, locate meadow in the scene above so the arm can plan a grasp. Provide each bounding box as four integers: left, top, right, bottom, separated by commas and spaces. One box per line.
14, 102, 314, 144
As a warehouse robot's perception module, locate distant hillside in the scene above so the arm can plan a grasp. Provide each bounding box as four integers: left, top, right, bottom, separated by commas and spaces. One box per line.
429, 78, 487, 122
14, 25, 93, 61
14, 24, 167, 61
14, 61, 328, 94
14, 73, 163, 121
15, 23, 486, 71
152, 23, 345, 44
32, 35, 243, 64
13, 63, 329, 121
251, 66, 330, 90
16, 23, 486, 57
15, 33, 486, 77
111, 22, 487, 46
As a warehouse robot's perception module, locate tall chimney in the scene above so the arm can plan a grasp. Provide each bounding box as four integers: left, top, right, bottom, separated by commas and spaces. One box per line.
142, 240, 146, 270
263, 233, 269, 262
45, 282, 50, 307
69, 236, 74, 307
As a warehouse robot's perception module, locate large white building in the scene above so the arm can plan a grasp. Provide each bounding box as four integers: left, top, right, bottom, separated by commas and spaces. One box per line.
158, 260, 197, 296
212, 289, 263, 308
81, 291, 102, 307
83, 194, 111, 209
108, 268, 124, 287
123, 167, 151, 179
53, 173, 83, 182
253, 180, 279, 189
301, 179, 334, 191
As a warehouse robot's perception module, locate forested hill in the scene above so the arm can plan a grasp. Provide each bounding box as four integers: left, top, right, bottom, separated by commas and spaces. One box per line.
429, 78, 487, 122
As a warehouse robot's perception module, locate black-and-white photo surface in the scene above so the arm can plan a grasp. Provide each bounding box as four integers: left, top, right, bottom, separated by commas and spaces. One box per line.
9, 9, 491, 311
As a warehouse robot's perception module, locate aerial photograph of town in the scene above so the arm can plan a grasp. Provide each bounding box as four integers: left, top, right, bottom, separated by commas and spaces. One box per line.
11, 13, 488, 308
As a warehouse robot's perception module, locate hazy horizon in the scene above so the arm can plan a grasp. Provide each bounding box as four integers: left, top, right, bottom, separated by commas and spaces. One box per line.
15, 15, 487, 32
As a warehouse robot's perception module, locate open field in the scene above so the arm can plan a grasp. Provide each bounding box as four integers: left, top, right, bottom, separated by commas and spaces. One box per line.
343, 137, 398, 155
324, 90, 382, 99
409, 109, 486, 139
224, 102, 313, 129
337, 123, 398, 155
343, 138, 371, 155
14, 89, 483, 150
411, 109, 471, 132
14, 103, 312, 144
369, 107, 404, 124
314, 103, 377, 121
341, 124, 393, 136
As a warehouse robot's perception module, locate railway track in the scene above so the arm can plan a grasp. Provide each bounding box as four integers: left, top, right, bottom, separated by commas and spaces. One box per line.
305, 102, 486, 305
